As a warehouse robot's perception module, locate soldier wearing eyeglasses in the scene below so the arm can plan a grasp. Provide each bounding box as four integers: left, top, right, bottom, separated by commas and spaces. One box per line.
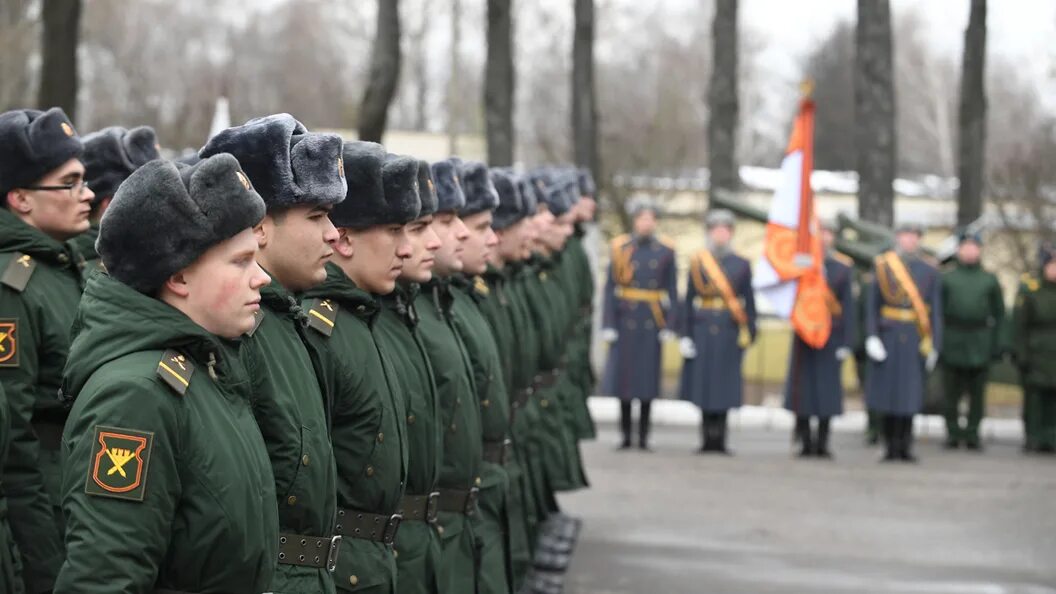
0, 107, 94, 594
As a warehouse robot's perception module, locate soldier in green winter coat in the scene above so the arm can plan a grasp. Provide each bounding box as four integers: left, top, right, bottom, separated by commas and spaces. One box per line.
1012, 274, 1038, 451
302, 142, 419, 593
414, 159, 484, 594
940, 231, 1005, 450
0, 382, 24, 594
56, 154, 280, 592
200, 114, 344, 593
1012, 243, 1056, 453
372, 157, 444, 594
69, 125, 161, 272
0, 107, 90, 594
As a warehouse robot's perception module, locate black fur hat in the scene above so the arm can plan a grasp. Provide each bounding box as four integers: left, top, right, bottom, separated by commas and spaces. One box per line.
81, 126, 161, 203
490, 168, 525, 230
331, 141, 420, 229
97, 153, 266, 294
416, 158, 438, 217
199, 113, 345, 212
430, 159, 466, 213
458, 161, 499, 217
0, 107, 84, 198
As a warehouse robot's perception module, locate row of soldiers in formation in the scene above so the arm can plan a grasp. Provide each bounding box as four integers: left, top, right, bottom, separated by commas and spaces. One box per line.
0, 107, 600, 593
600, 201, 1056, 460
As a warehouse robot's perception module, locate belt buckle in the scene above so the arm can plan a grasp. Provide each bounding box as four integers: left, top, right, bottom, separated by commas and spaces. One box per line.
426, 491, 440, 524
465, 487, 480, 516
383, 514, 403, 545
326, 535, 342, 572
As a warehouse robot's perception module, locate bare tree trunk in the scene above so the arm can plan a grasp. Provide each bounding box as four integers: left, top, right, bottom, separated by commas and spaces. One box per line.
38, 0, 80, 121
447, 0, 462, 155
855, 0, 896, 226
707, 0, 739, 197
485, 0, 514, 166
957, 0, 987, 226
572, 0, 598, 178
359, 0, 401, 143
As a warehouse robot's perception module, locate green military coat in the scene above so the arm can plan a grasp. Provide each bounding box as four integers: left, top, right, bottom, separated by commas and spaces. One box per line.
56, 273, 279, 593
0, 382, 23, 594
1014, 276, 1056, 389
941, 262, 1005, 369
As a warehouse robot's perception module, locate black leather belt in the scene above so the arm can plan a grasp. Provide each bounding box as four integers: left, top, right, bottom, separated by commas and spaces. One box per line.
277, 532, 342, 571
437, 487, 479, 516
533, 368, 560, 391
483, 439, 512, 465
335, 509, 402, 545
32, 421, 64, 451
397, 492, 440, 523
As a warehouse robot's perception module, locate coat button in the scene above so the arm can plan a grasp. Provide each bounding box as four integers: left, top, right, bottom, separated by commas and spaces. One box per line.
58, 253, 69, 264
482, 399, 491, 408
393, 549, 399, 558
437, 525, 445, 536
408, 415, 416, 424
377, 432, 384, 444
450, 423, 457, 433
365, 465, 374, 477
349, 575, 359, 586
541, 399, 549, 408
456, 397, 462, 405
301, 454, 310, 466
287, 495, 297, 506
475, 477, 482, 487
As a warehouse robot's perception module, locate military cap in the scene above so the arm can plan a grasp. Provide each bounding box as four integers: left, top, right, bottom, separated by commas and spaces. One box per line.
459, 161, 499, 217
98, 153, 266, 293
705, 208, 735, 229
578, 167, 597, 198
957, 228, 983, 245
81, 126, 161, 203
895, 221, 924, 235
0, 107, 84, 198
490, 169, 524, 230
330, 141, 420, 229
430, 159, 466, 213
175, 152, 201, 166
414, 158, 438, 217
199, 113, 345, 211
627, 196, 660, 218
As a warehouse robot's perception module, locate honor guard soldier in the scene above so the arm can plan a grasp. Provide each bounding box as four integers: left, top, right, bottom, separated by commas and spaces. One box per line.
600, 197, 678, 450
201, 114, 344, 593
784, 220, 855, 458
678, 209, 757, 454
71, 125, 161, 271
864, 222, 942, 462
940, 230, 1005, 450
372, 157, 444, 594
1012, 243, 1056, 453
0, 107, 91, 594
56, 154, 279, 592
302, 142, 418, 592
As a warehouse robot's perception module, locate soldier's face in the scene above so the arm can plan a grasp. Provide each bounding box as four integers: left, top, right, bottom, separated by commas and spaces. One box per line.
432, 211, 469, 276
495, 219, 526, 263
708, 225, 732, 247
255, 204, 338, 292
339, 224, 411, 295
633, 210, 656, 237
1044, 260, 1056, 282
822, 228, 836, 250
171, 228, 270, 339
461, 211, 498, 276
541, 212, 574, 252
957, 240, 981, 265
7, 158, 94, 241
532, 209, 555, 254
400, 215, 441, 283
896, 231, 920, 254
577, 196, 597, 222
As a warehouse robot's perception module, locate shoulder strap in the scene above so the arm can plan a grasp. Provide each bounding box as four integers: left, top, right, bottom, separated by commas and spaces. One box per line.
696, 250, 748, 326
304, 298, 339, 337
881, 251, 933, 350
1, 252, 36, 292
157, 349, 194, 396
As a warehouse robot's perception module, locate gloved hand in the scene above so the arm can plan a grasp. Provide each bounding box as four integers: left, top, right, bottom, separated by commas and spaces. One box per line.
601, 328, 618, 343
925, 350, 939, 372
658, 329, 677, 342
679, 337, 698, 359
865, 336, 887, 362
835, 347, 853, 361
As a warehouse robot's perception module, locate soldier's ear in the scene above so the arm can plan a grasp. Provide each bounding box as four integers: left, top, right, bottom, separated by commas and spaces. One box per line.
253, 218, 270, 249
333, 228, 354, 259
6, 189, 30, 213
161, 271, 191, 299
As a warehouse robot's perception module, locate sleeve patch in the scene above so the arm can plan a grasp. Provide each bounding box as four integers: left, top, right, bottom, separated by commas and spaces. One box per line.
84, 426, 154, 502
0, 319, 18, 368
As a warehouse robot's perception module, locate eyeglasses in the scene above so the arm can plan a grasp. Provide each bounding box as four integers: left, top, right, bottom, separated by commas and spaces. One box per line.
23, 179, 90, 199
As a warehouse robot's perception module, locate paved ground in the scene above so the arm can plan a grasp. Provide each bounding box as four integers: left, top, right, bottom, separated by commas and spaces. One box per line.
558, 423, 1056, 594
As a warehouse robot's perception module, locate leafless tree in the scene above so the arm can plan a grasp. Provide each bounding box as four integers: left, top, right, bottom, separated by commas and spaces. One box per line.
957, 0, 987, 226
855, 0, 896, 226
359, 0, 402, 142
485, 0, 515, 165
38, 0, 80, 120
708, 0, 738, 195
0, 0, 39, 113
572, 0, 598, 178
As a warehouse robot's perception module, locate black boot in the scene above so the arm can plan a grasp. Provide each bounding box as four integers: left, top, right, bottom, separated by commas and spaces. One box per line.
638, 400, 653, 451
715, 412, 733, 455
698, 414, 713, 453
618, 400, 633, 450
816, 417, 833, 459
900, 416, 918, 463
881, 415, 899, 462
795, 417, 812, 457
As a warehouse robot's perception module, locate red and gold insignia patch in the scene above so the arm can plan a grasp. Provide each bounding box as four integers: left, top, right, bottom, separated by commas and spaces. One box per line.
0, 319, 17, 368
84, 426, 154, 501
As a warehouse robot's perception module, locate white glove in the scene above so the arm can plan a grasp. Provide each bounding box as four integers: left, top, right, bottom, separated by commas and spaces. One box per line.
658, 329, 676, 342
865, 336, 887, 362
679, 337, 698, 359
835, 347, 853, 361
601, 328, 618, 343
925, 350, 939, 372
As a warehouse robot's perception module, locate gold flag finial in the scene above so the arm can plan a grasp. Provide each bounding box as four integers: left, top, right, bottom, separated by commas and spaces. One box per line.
800, 79, 815, 99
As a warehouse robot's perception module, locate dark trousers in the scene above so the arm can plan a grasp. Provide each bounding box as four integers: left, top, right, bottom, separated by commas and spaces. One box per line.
619, 399, 652, 447
794, 416, 832, 455
1031, 389, 1056, 451
942, 365, 987, 445
883, 415, 915, 460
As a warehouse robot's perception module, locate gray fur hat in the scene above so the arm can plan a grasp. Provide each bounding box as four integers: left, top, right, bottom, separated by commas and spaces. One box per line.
331, 141, 420, 229
540, 172, 577, 216
459, 161, 499, 217
517, 174, 540, 217
416, 159, 438, 217
0, 107, 83, 198
430, 159, 466, 213
895, 221, 924, 235
199, 113, 346, 212
98, 153, 266, 294
705, 208, 735, 229
490, 169, 525, 230
82, 126, 161, 203
578, 167, 597, 198
626, 196, 660, 218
